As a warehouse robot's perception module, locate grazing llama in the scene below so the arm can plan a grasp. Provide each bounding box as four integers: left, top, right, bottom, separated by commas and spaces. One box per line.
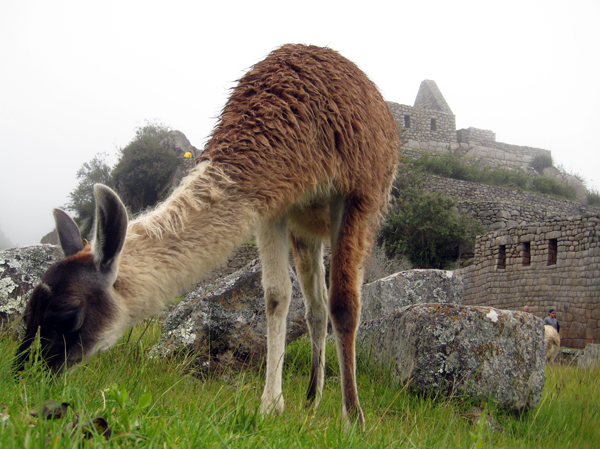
544, 325, 560, 364
14, 44, 400, 425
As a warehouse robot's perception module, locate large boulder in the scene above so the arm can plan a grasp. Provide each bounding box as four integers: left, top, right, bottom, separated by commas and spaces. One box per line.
0, 245, 63, 329
578, 344, 600, 368
358, 303, 546, 411
361, 269, 462, 321
150, 259, 307, 368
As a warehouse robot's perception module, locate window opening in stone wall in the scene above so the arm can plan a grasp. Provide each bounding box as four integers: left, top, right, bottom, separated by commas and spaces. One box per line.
497, 245, 506, 269
522, 241, 531, 266
430, 118, 437, 131
548, 239, 557, 265
404, 115, 410, 128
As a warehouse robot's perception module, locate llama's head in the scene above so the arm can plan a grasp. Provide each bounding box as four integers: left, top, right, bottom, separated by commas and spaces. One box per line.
14, 185, 128, 374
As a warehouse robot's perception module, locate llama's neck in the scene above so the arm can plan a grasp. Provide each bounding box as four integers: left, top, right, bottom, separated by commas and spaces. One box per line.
113, 161, 260, 326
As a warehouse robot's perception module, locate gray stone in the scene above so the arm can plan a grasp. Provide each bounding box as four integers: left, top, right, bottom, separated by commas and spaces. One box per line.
0, 245, 63, 329
150, 259, 307, 367
358, 304, 546, 411
360, 269, 462, 322
40, 229, 59, 245
578, 343, 600, 368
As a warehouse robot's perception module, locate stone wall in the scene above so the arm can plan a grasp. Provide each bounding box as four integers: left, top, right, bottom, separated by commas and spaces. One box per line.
457, 213, 600, 349
456, 127, 496, 145
416, 175, 600, 229
399, 138, 550, 171
388, 101, 457, 145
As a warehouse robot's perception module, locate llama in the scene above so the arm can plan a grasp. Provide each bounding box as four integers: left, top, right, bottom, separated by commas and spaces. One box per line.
544, 325, 560, 364
14, 44, 400, 425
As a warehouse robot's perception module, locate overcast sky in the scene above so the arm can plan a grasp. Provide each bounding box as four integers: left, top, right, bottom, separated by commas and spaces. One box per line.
1, 0, 599, 247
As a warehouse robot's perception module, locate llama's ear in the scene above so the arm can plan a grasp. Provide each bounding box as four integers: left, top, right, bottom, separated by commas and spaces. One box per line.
53, 209, 84, 257
92, 184, 128, 275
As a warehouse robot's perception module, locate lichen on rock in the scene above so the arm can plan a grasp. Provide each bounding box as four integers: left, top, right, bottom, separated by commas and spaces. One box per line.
358, 303, 546, 411
0, 245, 63, 329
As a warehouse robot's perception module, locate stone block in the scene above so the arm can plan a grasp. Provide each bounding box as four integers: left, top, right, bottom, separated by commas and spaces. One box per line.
358, 304, 545, 411
578, 344, 600, 368
361, 269, 462, 322
149, 259, 307, 366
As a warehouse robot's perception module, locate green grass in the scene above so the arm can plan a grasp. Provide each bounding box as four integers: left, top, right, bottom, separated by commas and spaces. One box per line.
1, 322, 599, 448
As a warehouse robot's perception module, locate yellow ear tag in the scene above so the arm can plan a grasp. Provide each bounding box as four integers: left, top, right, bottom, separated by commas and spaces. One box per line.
82, 239, 89, 246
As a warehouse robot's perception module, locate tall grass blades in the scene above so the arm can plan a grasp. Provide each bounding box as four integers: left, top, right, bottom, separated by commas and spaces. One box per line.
1, 321, 599, 447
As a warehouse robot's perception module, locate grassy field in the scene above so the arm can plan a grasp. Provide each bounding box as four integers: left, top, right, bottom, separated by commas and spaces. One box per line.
1, 321, 598, 448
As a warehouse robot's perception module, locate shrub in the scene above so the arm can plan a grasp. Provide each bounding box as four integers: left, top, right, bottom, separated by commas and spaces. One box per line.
412, 153, 477, 182
378, 189, 488, 269
587, 189, 600, 207
530, 176, 577, 200
112, 123, 184, 212
530, 153, 553, 173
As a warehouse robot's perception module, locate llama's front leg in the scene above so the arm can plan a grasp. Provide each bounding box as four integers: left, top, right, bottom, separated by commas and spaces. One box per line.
257, 217, 292, 415
290, 234, 328, 409
329, 199, 366, 427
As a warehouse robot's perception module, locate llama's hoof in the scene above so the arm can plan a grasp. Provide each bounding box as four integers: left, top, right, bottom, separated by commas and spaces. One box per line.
343, 406, 365, 431
260, 394, 284, 415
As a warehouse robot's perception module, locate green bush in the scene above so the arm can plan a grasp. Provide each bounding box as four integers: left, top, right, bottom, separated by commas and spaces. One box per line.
412, 153, 478, 182
378, 189, 488, 268
530, 153, 553, 173
587, 189, 600, 207
112, 123, 184, 212
479, 166, 529, 189
530, 176, 577, 200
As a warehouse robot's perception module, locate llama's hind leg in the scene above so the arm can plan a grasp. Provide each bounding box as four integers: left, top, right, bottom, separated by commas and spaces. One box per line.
329, 198, 367, 426
290, 234, 328, 409
257, 216, 292, 415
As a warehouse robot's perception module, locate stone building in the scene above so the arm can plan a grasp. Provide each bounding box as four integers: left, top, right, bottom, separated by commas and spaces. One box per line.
458, 213, 600, 349
387, 80, 552, 170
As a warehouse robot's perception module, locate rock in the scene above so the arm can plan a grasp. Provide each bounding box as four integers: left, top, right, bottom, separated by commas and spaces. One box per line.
358, 303, 545, 411
40, 229, 59, 245
578, 343, 600, 368
361, 269, 462, 322
0, 245, 63, 330
150, 259, 307, 368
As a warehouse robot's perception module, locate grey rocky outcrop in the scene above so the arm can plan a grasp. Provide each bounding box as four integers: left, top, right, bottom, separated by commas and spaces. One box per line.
149, 259, 307, 367
361, 269, 462, 322
0, 245, 63, 329
358, 303, 546, 411
578, 343, 600, 368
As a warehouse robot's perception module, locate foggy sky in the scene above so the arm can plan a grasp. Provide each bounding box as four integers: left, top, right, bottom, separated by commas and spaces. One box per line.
1, 0, 599, 247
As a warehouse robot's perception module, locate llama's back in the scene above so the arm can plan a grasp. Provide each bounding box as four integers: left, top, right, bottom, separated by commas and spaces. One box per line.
202, 44, 400, 219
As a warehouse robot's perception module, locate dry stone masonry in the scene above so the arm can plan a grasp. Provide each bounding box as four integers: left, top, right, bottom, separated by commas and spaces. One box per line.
458, 213, 600, 349
418, 174, 599, 229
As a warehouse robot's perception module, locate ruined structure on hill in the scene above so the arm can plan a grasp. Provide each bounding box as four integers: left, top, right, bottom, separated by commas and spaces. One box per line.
387, 80, 551, 170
